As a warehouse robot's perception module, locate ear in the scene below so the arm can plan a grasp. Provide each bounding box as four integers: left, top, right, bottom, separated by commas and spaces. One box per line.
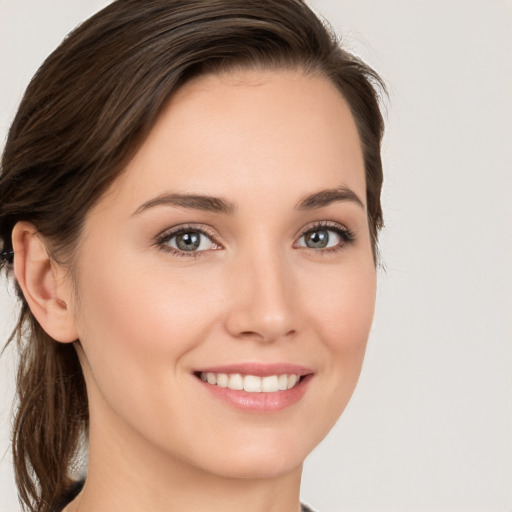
12, 221, 78, 343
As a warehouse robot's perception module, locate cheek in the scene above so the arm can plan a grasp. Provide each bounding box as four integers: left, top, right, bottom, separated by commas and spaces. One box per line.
73, 255, 220, 401
303, 255, 376, 349
78, 254, 218, 346
74, 248, 238, 389
300, 256, 376, 410
72, 255, 232, 454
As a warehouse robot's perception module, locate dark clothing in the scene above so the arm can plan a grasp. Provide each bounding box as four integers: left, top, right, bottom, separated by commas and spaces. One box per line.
51, 480, 84, 512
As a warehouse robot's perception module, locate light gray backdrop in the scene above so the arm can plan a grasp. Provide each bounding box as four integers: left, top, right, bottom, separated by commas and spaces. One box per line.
1, 1, 511, 511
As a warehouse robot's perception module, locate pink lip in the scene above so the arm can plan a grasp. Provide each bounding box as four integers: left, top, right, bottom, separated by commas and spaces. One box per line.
193, 363, 314, 413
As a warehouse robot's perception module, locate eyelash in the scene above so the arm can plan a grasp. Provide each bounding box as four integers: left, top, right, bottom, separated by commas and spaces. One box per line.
155, 221, 355, 258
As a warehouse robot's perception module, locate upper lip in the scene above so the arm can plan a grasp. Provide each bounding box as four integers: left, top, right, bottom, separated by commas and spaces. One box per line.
194, 362, 313, 377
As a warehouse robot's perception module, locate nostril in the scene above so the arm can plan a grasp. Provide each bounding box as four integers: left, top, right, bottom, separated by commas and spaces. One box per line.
224, 300, 299, 342
236, 328, 296, 342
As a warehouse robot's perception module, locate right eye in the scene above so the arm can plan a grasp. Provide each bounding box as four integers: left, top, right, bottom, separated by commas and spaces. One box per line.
157, 227, 221, 255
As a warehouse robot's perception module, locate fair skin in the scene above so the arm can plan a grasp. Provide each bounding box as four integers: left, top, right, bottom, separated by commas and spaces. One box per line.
13, 69, 376, 512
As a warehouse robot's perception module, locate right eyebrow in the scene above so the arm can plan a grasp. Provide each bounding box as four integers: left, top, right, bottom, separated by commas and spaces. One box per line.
132, 193, 237, 216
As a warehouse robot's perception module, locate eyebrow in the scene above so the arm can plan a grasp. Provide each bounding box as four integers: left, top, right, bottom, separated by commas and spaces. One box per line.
297, 186, 365, 210
133, 185, 364, 217
133, 193, 237, 216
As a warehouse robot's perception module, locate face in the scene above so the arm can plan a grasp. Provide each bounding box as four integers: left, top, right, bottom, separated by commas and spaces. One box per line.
70, 69, 376, 480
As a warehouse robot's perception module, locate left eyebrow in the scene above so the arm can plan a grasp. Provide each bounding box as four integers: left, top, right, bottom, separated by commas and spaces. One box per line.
296, 186, 365, 210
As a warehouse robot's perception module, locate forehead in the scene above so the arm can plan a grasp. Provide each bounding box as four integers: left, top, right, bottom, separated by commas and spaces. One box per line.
100, 68, 365, 212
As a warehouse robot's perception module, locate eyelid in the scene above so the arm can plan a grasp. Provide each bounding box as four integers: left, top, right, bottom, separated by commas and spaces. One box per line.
294, 220, 350, 239
156, 223, 219, 242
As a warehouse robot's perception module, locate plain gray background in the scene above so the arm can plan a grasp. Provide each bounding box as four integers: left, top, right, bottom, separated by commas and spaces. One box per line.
1, 1, 511, 511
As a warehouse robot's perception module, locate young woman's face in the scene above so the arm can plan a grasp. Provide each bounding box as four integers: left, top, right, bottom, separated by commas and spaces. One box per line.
71, 69, 376, 480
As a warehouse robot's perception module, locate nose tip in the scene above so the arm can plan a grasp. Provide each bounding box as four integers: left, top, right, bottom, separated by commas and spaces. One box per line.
231, 314, 295, 342
224, 262, 298, 343
229, 310, 297, 343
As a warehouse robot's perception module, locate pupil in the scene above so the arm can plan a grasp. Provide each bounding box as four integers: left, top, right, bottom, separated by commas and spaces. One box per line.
306, 230, 328, 248
177, 231, 200, 251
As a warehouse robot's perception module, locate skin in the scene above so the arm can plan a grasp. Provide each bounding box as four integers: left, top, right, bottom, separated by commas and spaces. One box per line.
14, 69, 376, 512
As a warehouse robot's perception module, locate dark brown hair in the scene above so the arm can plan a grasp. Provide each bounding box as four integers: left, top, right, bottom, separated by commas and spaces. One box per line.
0, 1, 385, 510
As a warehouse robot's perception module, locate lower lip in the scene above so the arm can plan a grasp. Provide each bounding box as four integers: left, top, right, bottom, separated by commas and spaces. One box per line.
197, 375, 312, 412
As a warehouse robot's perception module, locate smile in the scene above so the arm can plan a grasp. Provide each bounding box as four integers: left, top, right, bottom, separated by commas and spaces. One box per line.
199, 372, 302, 393
194, 364, 313, 412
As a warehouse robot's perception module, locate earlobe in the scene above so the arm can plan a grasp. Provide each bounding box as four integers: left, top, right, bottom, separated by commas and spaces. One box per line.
12, 221, 78, 343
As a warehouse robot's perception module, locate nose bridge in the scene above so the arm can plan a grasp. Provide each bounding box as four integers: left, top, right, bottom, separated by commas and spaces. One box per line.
225, 236, 297, 342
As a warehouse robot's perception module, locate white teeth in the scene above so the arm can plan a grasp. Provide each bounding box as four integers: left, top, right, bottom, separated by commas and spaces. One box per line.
216, 373, 229, 388
228, 373, 244, 390
287, 374, 298, 389
261, 375, 279, 392
278, 374, 288, 391
199, 372, 302, 393
244, 375, 262, 392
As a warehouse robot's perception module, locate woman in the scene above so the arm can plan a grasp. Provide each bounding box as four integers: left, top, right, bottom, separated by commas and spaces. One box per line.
0, 1, 385, 511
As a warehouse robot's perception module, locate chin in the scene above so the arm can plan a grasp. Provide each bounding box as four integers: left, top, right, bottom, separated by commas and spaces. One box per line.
179, 427, 321, 480
203, 451, 305, 480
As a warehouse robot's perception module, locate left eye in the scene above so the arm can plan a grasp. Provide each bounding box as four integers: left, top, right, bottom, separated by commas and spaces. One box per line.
164, 229, 217, 252
296, 227, 342, 249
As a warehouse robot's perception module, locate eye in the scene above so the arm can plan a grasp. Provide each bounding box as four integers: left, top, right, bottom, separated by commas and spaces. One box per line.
295, 222, 354, 251
157, 226, 221, 255
298, 228, 339, 249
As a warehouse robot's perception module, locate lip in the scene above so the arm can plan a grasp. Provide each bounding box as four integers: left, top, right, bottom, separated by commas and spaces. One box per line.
193, 363, 314, 413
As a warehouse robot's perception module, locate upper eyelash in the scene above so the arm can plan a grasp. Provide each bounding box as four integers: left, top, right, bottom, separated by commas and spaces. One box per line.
154, 221, 355, 257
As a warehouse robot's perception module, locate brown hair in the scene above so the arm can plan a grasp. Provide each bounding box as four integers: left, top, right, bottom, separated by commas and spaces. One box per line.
0, 1, 385, 510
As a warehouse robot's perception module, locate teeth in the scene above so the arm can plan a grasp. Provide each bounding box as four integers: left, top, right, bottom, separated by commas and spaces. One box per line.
244, 375, 261, 392
261, 375, 279, 392
199, 372, 302, 393
228, 373, 243, 390
287, 374, 298, 389
216, 373, 229, 388
278, 374, 288, 391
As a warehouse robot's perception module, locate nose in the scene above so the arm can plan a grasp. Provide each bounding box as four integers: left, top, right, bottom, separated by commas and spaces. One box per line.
224, 245, 298, 343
